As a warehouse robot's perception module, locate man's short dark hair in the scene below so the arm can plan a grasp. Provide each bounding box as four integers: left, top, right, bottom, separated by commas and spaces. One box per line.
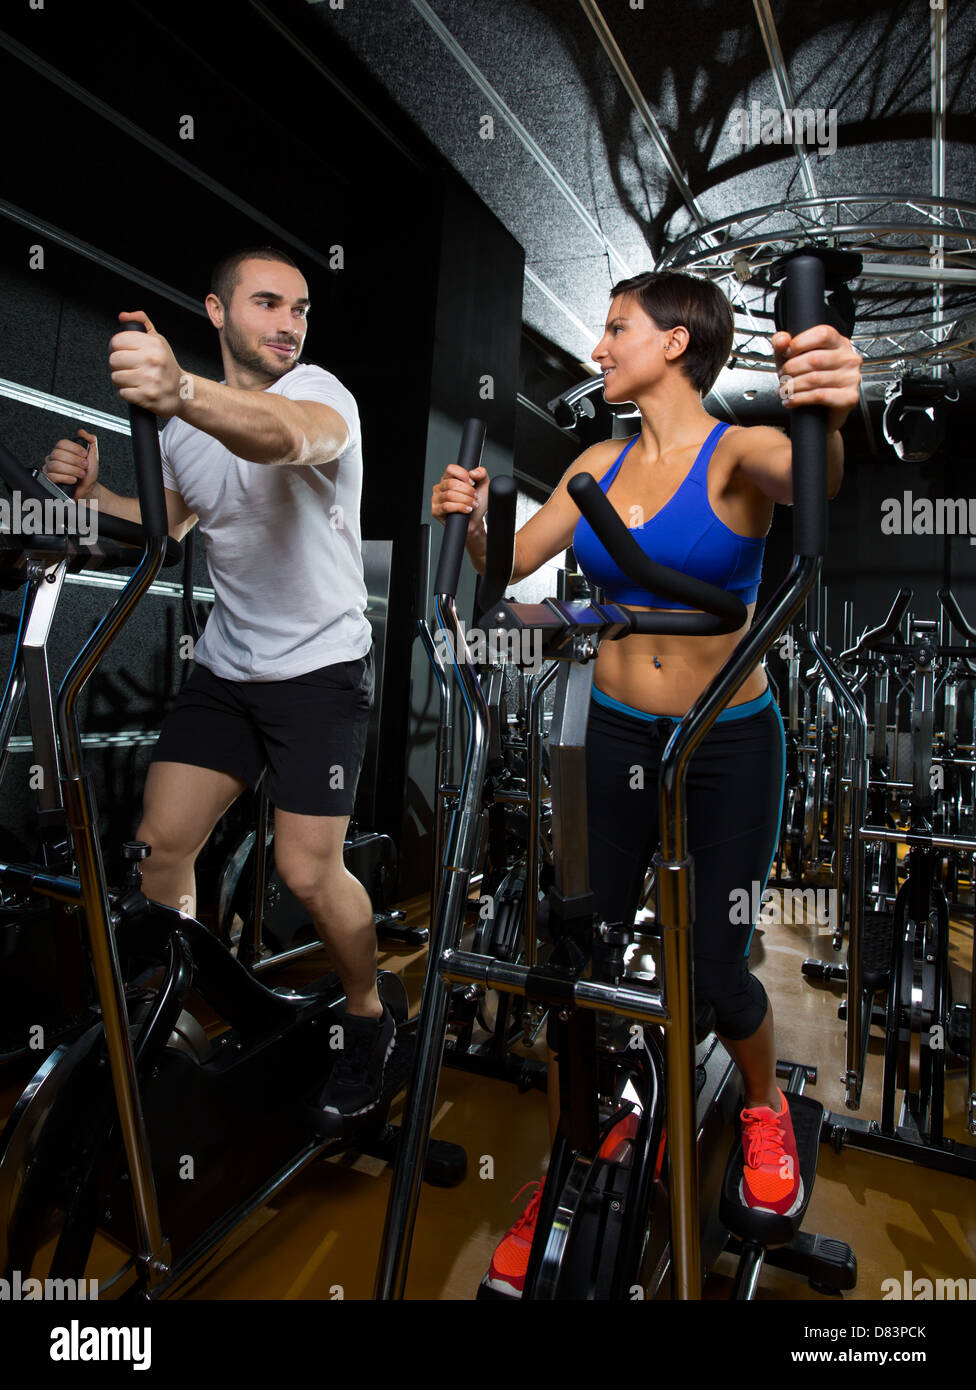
210, 247, 303, 309
608, 271, 734, 397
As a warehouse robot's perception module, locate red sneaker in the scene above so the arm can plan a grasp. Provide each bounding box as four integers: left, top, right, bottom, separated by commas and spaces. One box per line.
739, 1089, 804, 1216
485, 1180, 545, 1297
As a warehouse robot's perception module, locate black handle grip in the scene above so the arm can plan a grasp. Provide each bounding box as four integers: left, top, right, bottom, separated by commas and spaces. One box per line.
779, 255, 828, 558
122, 321, 169, 540
477, 474, 517, 615
938, 587, 976, 644
433, 418, 487, 598
568, 472, 747, 633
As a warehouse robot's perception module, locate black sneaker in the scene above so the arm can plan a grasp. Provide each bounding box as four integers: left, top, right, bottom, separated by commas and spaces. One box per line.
309, 1005, 396, 1139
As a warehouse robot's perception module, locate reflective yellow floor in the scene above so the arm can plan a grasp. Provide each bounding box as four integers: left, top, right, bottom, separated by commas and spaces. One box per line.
1, 889, 973, 1301
184, 889, 976, 1302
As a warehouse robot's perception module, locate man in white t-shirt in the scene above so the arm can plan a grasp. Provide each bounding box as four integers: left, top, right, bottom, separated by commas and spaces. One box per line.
43, 248, 395, 1134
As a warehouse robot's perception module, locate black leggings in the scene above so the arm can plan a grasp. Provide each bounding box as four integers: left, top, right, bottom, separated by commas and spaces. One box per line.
585, 688, 786, 1041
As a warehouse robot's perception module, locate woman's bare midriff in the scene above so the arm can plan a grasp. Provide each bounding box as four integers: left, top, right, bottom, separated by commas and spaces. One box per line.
592, 602, 767, 717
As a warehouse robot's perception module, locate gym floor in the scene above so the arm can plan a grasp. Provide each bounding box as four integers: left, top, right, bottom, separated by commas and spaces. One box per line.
1, 886, 971, 1301
169, 886, 976, 1301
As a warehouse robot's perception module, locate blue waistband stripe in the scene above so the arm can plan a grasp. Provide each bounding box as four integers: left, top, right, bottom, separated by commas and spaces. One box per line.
591, 685, 773, 725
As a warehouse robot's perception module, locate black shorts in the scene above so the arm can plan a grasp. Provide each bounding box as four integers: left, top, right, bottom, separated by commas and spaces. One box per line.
150, 651, 374, 817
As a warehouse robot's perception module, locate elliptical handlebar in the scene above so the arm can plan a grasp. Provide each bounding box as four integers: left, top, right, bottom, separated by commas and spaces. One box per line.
477, 474, 517, 616
839, 587, 913, 663
124, 324, 169, 541
567, 473, 746, 634
433, 419, 487, 600
938, 587, 976, 645
777, 253, 829, 558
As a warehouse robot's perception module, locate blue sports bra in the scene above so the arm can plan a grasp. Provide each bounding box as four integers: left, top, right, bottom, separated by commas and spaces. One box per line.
572, 422, 765, 609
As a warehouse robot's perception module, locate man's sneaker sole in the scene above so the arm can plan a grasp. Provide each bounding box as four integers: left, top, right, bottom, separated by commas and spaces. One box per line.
308, 1029, 398, 1140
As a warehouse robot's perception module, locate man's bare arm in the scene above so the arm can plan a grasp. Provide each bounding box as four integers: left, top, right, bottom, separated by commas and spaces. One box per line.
175, 377, 348, 468
109, 313, 349, 468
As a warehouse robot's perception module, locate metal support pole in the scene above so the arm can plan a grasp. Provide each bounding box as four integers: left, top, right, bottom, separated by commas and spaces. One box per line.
526, 662, 558, 966
655, 555, 820, 1298
55, 535, 171, 1288
807, 631, 869, 1107
374, 596, 490, 1299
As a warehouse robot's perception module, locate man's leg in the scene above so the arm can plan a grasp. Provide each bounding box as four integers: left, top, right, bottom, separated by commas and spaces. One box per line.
137, 761, 247, 917
272, 809, 381, 1018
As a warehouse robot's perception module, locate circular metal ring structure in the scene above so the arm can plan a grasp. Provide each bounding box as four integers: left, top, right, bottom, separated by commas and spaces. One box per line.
660, 193, 976, 376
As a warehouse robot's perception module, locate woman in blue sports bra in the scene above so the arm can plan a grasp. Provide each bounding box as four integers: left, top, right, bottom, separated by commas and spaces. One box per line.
432, 270, 861, 1290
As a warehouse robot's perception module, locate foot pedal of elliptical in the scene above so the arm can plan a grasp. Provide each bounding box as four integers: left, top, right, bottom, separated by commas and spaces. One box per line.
356, 1123, 468, 1187
720, 1092, 823, 1247
762, 1229, 858, 1293
370, 1031, 467, 1186
859, 911, 897, 992
374, 911, 429, 947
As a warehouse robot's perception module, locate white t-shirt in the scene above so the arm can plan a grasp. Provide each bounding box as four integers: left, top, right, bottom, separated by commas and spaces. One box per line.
159, 363, 371, 681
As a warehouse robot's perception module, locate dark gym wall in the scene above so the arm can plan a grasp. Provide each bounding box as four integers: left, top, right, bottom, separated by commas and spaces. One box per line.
0, 0, 526, 902
401, 179, 525, 897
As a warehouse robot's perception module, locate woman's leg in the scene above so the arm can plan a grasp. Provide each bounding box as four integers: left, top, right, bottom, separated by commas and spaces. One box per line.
683, 700, 786, 1107
721, 1001, 780, 1110
539, 701, 661, 1144
684, 700, 803, 1211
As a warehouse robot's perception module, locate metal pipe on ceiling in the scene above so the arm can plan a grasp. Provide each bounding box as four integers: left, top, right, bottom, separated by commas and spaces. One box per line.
930, 0, 949, 376
577, 0, 708, 228
751, 0, 819, 202
410, 0, 633, 281
861, 260, 976, 284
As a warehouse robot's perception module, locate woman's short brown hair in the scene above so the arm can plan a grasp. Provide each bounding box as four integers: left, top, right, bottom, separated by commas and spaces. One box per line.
609, 271, 734, 397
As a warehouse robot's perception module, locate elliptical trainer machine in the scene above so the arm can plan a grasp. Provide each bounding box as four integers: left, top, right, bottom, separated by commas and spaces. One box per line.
374, 250, 859, 1300
0, 329, 463, 1298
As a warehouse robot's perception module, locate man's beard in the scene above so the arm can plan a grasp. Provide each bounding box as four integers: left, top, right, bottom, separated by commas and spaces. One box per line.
223, 313, 301, 379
